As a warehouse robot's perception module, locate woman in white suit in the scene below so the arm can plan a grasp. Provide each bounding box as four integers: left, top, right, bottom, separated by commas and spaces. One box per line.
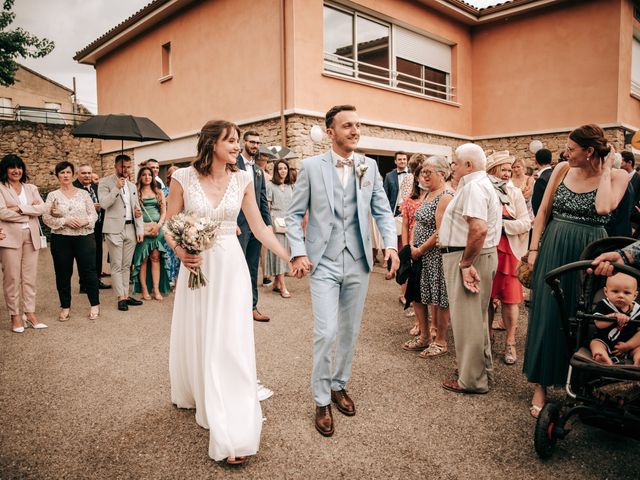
486, 151, 531, 365
0, 154, 49, 333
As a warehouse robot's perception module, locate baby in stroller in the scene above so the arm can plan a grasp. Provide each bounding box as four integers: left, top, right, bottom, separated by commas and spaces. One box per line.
590, 272, 640, 366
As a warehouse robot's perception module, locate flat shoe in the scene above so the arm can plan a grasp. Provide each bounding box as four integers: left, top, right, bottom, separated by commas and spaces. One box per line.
88, 308, 100, 321
272, 287, 281, 293
441, 378, 487, 395
530, 404, 543, 419
58, 312, 71, 322
280, 290, 291, 298
142, 293, 152, 300
504, 343, 517, 365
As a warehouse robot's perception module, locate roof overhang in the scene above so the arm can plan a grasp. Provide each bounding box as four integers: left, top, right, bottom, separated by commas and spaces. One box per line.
74, 0, 198, 65
75, 0, 570, 65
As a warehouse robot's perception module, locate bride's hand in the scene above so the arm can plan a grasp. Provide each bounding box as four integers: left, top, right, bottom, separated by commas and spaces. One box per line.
176, 246, 202, 273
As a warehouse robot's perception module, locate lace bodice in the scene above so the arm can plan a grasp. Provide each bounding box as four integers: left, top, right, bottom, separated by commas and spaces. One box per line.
171, 167, 251, 233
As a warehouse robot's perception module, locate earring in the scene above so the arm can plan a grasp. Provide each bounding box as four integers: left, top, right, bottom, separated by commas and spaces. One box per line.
586, 156, 590, 161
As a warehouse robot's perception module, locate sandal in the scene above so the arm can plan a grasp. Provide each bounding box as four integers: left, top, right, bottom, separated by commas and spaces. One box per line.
142, 292, 152, 301
530, 404, 543, 419
398, 295, 406, 305
504, 343, 517, 365
58, 309, 71, 322
402, 336, 430, 351
225, 456, 247, 466
419, 342, 448, 358
88, 307, 100, 321
280, 290, 291, 298
409, 324, 420, 336
404, 307, 415, 317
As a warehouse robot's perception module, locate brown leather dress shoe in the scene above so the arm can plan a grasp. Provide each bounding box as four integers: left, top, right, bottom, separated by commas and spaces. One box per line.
315, 405, 334, 437
331, 389, 356, 416
252, 309, 270, 322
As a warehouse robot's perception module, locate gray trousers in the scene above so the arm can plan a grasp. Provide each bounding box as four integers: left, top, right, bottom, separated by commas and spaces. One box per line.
105, 224, 136, 298
309, 250, 370, 406
443, 247, 497, 393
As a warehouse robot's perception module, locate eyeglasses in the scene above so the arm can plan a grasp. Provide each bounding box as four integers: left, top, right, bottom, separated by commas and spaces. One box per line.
565, 145, 582, 153
421, 170, 437, 177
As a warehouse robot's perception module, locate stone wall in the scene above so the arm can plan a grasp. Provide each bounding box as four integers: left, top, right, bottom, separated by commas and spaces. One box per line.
0, 120, 103, 190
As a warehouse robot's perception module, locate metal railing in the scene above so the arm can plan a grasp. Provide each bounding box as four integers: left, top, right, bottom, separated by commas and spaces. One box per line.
0, 106, 93, 126
323, 52, 455, 102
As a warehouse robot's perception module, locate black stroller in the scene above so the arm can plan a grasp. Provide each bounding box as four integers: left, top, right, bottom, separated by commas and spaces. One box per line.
534, 237, 640, 459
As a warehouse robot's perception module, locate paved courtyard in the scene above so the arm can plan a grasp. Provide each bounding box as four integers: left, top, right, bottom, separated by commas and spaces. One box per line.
1, 254, 639, 479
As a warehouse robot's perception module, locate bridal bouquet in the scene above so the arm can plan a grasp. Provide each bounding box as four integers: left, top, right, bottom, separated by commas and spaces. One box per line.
165, 212, 221, 289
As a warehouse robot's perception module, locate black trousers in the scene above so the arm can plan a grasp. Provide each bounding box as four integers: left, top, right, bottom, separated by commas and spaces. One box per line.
51, 233, 99, 308
94, 221, 104, 275
238, 229, 261, 309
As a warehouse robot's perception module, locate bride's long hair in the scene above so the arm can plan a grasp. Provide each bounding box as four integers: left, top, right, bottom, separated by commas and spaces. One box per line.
193, 120, 240, 176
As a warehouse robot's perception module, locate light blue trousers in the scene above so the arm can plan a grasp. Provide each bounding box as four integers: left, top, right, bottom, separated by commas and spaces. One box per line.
309, 250, 370, 406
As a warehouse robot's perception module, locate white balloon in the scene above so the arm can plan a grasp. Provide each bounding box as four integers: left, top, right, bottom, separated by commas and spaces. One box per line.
310, 125, 324, 143
529, 140, 543, 154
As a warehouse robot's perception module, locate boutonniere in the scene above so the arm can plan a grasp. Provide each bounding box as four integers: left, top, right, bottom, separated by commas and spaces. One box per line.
256, 169, 262, 178
356, 161, 369, 189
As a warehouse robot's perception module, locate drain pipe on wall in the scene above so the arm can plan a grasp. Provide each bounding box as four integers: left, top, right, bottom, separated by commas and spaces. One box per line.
279, 0, 287, 147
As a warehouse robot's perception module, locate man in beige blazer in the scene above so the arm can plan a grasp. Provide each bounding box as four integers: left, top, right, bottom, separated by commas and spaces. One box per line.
98, 154, 144, 311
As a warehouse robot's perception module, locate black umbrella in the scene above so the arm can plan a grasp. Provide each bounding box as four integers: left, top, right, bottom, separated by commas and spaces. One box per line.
72, 114, 170, 152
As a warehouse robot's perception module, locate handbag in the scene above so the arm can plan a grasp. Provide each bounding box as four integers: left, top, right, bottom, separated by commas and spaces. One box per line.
139, 199, 158, 237
517, 163, 571, 288
38, 220, 47, 249
273, 217, 287, 234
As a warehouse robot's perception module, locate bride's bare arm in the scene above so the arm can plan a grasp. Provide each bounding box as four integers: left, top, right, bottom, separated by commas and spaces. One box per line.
164, 178, 201, 270
241, 183, 290, 263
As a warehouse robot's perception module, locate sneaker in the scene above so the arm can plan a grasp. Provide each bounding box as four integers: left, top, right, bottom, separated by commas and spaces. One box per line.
257, 382, 273, 401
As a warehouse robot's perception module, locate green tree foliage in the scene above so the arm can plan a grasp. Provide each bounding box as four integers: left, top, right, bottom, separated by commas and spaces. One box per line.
0, 0, 54, 86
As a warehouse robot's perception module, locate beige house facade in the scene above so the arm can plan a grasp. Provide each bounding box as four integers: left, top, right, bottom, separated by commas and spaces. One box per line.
75, 0, 640, 174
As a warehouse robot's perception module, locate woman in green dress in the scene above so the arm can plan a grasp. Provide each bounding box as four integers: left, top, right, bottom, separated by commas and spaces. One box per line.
524, 125, 627, 418
131, 166, 170, 300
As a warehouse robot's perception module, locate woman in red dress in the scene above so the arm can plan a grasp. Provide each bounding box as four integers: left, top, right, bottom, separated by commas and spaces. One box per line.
486, 151, 532, 365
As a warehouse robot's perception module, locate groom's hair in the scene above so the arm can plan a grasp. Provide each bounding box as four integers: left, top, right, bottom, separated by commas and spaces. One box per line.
325, 105, 356, 129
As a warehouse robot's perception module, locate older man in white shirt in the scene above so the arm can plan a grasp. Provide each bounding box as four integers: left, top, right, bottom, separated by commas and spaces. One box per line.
439, 143, 502, 394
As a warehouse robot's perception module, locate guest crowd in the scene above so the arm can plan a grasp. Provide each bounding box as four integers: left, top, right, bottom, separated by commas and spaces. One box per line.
1, 122, 639, 421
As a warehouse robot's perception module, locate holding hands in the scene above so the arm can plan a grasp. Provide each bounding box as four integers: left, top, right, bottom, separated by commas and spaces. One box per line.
291, 256, 312, 279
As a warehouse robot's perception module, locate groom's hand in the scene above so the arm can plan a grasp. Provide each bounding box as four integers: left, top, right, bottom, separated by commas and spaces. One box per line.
384, 248, 400, 280
291, 256, 312, 278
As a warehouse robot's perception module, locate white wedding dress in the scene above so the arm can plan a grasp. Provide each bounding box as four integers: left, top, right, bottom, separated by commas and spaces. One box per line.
169, 166, 262, 461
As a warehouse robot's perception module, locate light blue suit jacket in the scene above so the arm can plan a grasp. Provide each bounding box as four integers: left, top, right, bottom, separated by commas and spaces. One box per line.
286, 151, 396, 273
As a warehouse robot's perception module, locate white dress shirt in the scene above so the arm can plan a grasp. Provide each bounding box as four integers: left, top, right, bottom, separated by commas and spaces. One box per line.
121, 179, 133, 221
331, 150, 354, 188
17, 187, 29, 229
439, 170, 502, 248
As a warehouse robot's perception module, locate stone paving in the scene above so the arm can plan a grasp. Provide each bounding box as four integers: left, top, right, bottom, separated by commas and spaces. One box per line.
1, 254, 639, 479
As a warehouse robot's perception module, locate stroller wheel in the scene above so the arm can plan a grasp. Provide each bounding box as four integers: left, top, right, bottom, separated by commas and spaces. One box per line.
534, 403, 561, 459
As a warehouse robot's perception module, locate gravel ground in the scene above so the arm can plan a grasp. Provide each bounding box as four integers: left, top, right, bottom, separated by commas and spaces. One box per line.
1, 254, 639, 479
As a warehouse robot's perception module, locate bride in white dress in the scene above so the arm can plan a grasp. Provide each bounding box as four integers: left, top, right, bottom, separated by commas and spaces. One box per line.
164, 120, 291, 465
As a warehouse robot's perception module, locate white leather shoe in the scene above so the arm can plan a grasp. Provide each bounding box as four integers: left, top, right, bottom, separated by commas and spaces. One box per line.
12, 325, 25, 333
24, 318, 48, 329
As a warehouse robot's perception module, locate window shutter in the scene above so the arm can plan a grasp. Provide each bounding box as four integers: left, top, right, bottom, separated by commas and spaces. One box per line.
393, 26, 451, 74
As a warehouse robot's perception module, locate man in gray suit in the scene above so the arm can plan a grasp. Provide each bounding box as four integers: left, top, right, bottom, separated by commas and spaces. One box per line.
287, 105, 399, 437
98, 154, 144, 311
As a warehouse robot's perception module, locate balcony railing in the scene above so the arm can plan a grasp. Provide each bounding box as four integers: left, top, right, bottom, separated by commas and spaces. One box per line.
0, 106, 93, 126
324, 52, 455, 102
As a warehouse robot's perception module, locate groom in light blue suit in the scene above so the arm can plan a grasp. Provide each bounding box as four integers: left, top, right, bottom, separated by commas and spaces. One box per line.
287, 105, 399, 437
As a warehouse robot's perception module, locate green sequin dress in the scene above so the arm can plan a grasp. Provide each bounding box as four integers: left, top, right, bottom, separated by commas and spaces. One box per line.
131, 197, 171, 294
523, 182, 611, 387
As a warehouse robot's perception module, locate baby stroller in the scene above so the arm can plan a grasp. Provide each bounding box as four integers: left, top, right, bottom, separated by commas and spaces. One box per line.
534, 237, 640, 459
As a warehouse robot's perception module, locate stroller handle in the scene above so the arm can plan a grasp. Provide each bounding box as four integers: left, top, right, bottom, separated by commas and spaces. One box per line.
544, 260, 640, 286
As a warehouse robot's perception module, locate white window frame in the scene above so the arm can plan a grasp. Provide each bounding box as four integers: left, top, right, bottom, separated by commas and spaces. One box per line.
632, 33, 640, 99
0, 97, 12, 117
323, 1, 455, 103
